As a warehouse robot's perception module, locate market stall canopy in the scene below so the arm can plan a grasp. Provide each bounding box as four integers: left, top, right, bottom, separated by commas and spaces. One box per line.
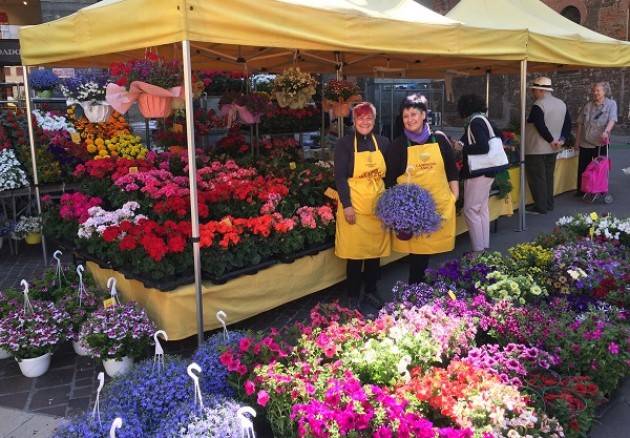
19, 0, 529, 77
447, 0, 630, 71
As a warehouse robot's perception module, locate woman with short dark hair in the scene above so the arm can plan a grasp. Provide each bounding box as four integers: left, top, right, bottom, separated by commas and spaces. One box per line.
455, 94, 498, 254
385, 94, 459, 284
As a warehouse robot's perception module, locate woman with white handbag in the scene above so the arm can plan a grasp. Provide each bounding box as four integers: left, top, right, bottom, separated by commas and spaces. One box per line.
455, 94, 508, 254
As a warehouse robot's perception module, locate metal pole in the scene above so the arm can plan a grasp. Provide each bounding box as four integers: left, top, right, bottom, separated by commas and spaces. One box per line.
22, 66, 47, 265
182, 40, 204, 346
518, 60, 527, 232
389, 84, 394, 141
485, 70, 491, 116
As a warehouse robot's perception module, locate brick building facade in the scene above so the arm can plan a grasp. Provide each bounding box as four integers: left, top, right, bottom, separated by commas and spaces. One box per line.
431, 0, 630, 131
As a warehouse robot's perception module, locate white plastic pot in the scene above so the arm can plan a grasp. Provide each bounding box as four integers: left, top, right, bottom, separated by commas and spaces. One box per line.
102, 356, 134, 377
72, 340, 90, 357
0, 347, 11, 360
80, 101, 113, 123
17, 353, 51, 378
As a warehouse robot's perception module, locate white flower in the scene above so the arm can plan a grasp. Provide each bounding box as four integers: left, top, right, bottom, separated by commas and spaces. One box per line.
0, 149, 30, 192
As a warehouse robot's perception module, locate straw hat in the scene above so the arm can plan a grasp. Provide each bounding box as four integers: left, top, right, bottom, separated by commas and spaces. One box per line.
529, 77, 553, 91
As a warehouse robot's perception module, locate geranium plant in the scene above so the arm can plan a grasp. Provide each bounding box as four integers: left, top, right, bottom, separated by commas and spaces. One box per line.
376, 183, 442, 240
78, 302, 155, 360
109, 54, 182, 90
0, 301, 70, 359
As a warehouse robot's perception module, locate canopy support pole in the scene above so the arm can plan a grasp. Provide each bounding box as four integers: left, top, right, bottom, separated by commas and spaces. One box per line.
485, 69, 491, 115
22, 66, 48, 266
517, 59, 527, 232
182, 40, 204, 347
336, 53, 344, 139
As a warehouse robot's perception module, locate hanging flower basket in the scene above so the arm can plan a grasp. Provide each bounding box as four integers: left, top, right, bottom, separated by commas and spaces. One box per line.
323, 94, 362, 118
80, 101, 113, 123
106, 81, 182, 118
137, 93, 174, 118
272, 67, 317, 109
72, 339, 91, 357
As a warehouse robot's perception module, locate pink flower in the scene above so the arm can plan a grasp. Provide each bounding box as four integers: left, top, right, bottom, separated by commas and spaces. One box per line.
608, 342, 620, 355
257, 390, 270, 407
239, 337, 252, 352
244, 380, 256, 396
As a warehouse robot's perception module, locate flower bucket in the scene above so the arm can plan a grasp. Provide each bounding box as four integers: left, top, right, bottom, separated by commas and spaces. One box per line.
25, 232, 42, 245
137, 93, 173, 118
103, 356, 134, 377
237, 106, 261, 125
81, 102, 113, 123
17, 353, 51, 378
36, 89, 53, 99
72, 340, 90, 357
396, 230, 414, 241
0, 347, 11, 360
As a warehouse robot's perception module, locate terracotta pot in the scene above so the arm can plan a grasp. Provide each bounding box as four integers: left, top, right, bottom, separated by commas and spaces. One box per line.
17, 353, 51, 378
137, 93, 173, 118
396, 230, 414, 241
330, 101, 351, 118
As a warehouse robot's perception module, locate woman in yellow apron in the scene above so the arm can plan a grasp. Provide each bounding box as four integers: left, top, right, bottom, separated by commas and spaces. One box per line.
334, 102, 391, 306
385, 95, 459, 284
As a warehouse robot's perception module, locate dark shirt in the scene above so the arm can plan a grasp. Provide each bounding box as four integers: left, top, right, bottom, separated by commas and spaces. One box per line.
527, 105, 572, 142
459, 117, 502, 179
385, 131, 459, 188
334, 133, 390, 208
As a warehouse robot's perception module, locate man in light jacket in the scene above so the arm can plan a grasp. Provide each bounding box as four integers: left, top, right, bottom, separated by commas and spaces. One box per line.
524, 77, 572, 215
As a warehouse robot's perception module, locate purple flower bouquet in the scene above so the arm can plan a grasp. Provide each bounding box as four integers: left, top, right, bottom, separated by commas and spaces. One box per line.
376, 183, 441, 240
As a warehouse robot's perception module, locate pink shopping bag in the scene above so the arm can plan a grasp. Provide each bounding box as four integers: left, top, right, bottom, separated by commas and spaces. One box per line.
581, 156, 611, 194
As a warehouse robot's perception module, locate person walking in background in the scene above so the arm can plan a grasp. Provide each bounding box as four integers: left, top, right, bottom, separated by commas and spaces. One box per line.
334, 102, 390, 308
386, 94, 458, 284
455, 94, 499, 254
575, 82, 617, 197
524, 77, 571, 214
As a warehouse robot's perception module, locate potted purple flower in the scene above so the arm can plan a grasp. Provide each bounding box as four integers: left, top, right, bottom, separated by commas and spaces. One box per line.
78, 302, 156, 377
376, 183, 442, 240
29, 69, 60, 98
59, 291, 101, 356
0, 290, 20, 360
0, 301, 70, 377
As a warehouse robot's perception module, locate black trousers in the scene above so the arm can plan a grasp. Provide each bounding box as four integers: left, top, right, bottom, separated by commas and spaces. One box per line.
525, 153, 557, 213
408, 254, 430, 284
577, 145, 608, 193
346, 258, 379, 298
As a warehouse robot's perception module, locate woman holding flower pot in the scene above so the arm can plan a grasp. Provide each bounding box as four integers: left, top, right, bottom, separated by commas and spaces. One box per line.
385, 95, 459, 284
334, 102, 390, 307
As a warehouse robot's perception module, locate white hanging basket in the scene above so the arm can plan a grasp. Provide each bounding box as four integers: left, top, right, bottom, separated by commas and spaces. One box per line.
0, 347, 12, 360
80, 101, 113, 124
103, 356, 134, 378
72, 340, 91, 357
17, 352, 51, 377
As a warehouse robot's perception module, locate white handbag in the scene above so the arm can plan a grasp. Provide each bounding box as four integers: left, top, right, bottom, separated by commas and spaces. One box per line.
466, 115, 509, 175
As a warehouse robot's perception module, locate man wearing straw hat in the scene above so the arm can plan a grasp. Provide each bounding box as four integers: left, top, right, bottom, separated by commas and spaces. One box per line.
524, 77, 572, 215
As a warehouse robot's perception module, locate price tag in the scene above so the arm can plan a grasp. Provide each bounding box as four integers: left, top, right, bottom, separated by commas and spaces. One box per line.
589, 212, 598, 221
128, 166, 138, 174
289, 162, 297, 170
103, 298, 117, 309
447, 290, 457, 301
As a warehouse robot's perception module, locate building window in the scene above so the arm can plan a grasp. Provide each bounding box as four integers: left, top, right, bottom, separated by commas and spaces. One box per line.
561, 6, 581, 24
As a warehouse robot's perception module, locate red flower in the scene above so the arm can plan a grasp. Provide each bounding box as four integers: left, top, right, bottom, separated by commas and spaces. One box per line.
102, 226, 121, 243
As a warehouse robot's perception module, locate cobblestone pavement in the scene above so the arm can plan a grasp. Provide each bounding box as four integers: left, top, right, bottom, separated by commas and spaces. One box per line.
0, 146, 629, 436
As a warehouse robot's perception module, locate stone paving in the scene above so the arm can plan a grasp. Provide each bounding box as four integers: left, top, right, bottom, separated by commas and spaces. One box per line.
0, 145, 629, 436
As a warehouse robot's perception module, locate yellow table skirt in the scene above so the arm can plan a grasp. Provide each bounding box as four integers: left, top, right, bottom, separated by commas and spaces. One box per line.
88, 156, 577, 340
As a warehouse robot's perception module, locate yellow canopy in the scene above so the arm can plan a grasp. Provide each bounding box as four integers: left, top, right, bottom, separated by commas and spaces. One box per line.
447, 0, 630, 71
19, 0, 529, 77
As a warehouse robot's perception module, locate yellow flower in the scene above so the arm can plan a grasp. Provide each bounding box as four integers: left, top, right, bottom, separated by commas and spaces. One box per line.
86, 143, 97, 153
98, 149, 108, 157
590, 212, 598, 221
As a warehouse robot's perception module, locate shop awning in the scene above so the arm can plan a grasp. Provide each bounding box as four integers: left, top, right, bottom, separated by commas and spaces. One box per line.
19, 0, 529, 76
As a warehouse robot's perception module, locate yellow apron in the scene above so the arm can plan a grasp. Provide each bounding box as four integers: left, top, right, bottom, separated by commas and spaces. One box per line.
393, 142, 456, 255
335, 135, 391, 260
